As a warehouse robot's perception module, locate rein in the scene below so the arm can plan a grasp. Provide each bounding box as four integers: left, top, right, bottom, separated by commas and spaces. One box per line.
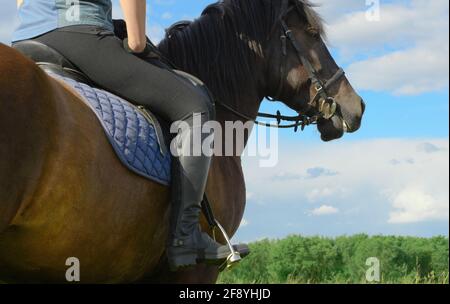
216, 101, 316, 132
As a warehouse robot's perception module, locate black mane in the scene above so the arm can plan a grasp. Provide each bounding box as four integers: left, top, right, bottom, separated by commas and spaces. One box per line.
158, 0, 324, 104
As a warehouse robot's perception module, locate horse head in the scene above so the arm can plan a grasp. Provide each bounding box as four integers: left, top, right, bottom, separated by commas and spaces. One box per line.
159, 0, 365, 142
265, 0, 365, 141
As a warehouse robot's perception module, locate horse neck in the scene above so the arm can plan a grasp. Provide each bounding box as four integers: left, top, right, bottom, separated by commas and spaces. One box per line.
200, 61, 265, 155
214, 77, 265, 129
159, 38, 268, 152
159, 15, 275, 124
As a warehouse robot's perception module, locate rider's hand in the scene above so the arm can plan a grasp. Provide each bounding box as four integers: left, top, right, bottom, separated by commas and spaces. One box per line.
119, 0, 147, 52
126, 38, 146, 53
123, 38, 162, 61
123, 38, 146, 55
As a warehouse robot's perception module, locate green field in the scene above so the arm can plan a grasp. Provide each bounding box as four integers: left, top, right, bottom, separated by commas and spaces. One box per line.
218, 235, 449, 284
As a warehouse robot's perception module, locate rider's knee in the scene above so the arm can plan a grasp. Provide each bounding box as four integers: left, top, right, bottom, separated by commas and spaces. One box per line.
193, 88, 216, 121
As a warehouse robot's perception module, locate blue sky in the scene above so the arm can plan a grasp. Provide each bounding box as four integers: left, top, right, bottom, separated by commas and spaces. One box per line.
1, 0, 448, 241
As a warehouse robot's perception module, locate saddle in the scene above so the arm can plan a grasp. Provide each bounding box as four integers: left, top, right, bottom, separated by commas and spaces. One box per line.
12, 40, 172, 186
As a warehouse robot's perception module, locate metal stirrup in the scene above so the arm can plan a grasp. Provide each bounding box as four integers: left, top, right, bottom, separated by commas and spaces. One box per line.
201, 195, 242, 270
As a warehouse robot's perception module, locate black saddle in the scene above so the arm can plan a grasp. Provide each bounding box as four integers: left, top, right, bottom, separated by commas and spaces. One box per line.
12, 40, 93, 85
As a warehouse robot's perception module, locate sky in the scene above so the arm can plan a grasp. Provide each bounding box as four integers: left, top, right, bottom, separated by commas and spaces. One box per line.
1, 0, 448, 241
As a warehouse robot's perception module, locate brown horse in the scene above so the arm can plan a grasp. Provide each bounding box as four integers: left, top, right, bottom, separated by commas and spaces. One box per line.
0, 0, 364, 283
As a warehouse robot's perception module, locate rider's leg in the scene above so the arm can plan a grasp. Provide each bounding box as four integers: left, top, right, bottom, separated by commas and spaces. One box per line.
33, 26, 247, 269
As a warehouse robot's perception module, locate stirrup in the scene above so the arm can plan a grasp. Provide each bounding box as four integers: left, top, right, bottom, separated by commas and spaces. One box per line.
214, 220, 242, 271
201, 194, 244, 271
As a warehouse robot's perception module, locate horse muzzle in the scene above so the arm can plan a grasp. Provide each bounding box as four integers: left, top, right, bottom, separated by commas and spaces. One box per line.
317, 115, 345, 142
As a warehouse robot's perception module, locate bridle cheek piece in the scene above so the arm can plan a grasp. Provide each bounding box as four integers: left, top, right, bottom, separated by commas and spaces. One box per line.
269, 0, 345, 122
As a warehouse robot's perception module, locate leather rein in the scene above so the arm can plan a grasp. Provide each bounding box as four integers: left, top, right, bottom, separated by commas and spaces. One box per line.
216, 0, 346, 132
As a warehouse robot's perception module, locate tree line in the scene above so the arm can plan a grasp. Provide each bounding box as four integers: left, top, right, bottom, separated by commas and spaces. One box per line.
219, 234, 449, 284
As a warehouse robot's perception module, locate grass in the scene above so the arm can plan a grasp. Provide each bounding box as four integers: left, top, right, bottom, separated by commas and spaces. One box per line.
218, 271, 450, 284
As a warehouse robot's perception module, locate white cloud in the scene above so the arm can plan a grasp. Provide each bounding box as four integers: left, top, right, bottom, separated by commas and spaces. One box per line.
347, 41, 449, 95
310, 205, 339, 216
316, 0, 369, 23
318, 0, 449, 95
323, 0, 449, 54
389, 188, 449, 224
306, 187, 347, 203
243, 138, 449, 226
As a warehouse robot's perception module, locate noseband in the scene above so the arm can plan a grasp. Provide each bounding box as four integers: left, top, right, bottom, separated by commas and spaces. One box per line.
218, 0, 346, 131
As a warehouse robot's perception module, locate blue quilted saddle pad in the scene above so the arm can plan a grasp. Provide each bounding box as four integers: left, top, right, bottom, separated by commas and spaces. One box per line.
49, 73, 172, 186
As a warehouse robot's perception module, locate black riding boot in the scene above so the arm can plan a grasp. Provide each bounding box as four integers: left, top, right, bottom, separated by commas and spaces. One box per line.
167, 112, 241, 270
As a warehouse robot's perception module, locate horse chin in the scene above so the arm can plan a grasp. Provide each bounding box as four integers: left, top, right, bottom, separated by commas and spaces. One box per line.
317, 116, 345, 142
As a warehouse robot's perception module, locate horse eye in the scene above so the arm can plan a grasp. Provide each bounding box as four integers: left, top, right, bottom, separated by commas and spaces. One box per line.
307, 27, 320, 39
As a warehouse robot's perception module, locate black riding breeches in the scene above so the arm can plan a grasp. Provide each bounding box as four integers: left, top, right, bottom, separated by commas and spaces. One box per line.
33, 25, 214, 123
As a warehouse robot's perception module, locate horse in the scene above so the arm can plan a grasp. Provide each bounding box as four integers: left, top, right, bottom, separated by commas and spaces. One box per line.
0, 0, 364, 283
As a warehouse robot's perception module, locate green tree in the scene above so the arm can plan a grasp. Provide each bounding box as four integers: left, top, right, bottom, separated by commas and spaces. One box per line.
218, 235, 449, 284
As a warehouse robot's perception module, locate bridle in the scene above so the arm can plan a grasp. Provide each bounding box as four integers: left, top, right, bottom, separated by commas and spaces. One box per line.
217, 0, 346, 131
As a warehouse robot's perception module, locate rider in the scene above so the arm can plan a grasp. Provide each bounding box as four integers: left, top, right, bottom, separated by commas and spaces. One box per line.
12, 0, 247, 270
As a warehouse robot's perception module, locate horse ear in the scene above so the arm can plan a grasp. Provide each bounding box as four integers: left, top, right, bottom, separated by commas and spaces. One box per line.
294, 0, 325, 37
202, 3, 226, 18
